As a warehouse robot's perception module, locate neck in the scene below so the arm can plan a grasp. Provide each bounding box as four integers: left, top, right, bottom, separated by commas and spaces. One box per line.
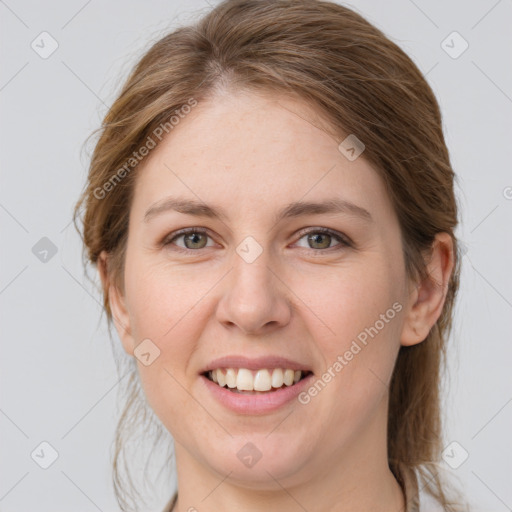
169, 402, 404, 512
170, 470, 404, 512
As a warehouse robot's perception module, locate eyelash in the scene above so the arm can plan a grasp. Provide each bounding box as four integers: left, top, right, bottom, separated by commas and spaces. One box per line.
162, 227, 352, 254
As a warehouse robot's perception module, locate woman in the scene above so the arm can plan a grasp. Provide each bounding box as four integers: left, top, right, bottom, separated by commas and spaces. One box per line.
74, 0, 466, 510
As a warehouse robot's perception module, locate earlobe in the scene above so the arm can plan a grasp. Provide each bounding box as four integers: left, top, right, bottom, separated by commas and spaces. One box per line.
400, 232, 454, 347
98, 251, 135, 357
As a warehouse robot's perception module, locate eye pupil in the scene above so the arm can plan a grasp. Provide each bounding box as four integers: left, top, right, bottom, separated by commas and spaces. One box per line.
308, 233, 331, 249
185, 232, 207, 249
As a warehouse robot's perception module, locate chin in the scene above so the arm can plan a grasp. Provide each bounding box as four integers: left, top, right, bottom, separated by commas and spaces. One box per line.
200, 434, 313, 487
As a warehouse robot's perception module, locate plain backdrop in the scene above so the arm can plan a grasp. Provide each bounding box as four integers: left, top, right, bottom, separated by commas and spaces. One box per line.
1, 0, 511, 511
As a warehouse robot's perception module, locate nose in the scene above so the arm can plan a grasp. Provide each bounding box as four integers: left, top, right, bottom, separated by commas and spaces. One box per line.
215, 248, 292, 336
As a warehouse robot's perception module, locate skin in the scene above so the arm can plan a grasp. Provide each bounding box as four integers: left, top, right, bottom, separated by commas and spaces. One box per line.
99, 89, 454, 512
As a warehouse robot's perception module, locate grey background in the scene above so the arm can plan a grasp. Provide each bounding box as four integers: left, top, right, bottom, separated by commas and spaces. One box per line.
1, 0, 511, 510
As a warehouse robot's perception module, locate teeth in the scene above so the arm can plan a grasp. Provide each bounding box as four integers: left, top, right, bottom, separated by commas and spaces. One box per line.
208, 368, 306, 392
236, 369, 254, 391
283, 369, 294, 386
271, 368, 284, 388
217, 369, 226, 387
225, 368, 237, 388
253, 370, 272, 391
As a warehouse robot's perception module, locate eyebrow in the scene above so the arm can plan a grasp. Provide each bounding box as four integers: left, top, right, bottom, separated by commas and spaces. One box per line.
143, 196, 373, 224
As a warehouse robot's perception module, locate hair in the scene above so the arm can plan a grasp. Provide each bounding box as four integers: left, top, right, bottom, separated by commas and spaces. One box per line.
73, 0, 465, 510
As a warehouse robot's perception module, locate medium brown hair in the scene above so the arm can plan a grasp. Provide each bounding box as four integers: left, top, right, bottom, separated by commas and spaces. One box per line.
74, 0, 464, 510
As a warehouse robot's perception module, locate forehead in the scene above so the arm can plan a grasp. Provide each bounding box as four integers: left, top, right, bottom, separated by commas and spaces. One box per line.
131, 90, 394, 225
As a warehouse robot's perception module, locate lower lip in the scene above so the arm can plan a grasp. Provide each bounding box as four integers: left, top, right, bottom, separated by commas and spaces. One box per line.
200, 373, 314, 415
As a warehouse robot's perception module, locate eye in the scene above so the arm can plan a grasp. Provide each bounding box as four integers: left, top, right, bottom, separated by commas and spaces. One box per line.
163, 228, 215, 251
162, 226, 351, 253
294, 227, 351, 251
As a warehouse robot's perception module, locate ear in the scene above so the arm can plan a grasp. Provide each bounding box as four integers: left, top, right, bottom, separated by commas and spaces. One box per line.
98, 250, 135, 356
400, 232, 455, 347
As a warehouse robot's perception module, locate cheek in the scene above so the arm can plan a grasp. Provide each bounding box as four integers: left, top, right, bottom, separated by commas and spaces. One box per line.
294, 258, 403, 411
122, 263, 209, 428
125, 259, 206, 342
295, 258, 403, 349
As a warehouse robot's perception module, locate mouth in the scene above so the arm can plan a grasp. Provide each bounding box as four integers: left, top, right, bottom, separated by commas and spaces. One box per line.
202, 368, 313, 394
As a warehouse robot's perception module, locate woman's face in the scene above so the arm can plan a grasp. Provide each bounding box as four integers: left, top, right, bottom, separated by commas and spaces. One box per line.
108, 90, 417, 488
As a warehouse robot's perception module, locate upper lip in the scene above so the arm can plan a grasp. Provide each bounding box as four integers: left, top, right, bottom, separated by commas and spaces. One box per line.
200, 355, 313, 374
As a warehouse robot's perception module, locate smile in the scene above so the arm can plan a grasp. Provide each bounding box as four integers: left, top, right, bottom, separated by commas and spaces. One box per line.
205, 368, 312, 393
